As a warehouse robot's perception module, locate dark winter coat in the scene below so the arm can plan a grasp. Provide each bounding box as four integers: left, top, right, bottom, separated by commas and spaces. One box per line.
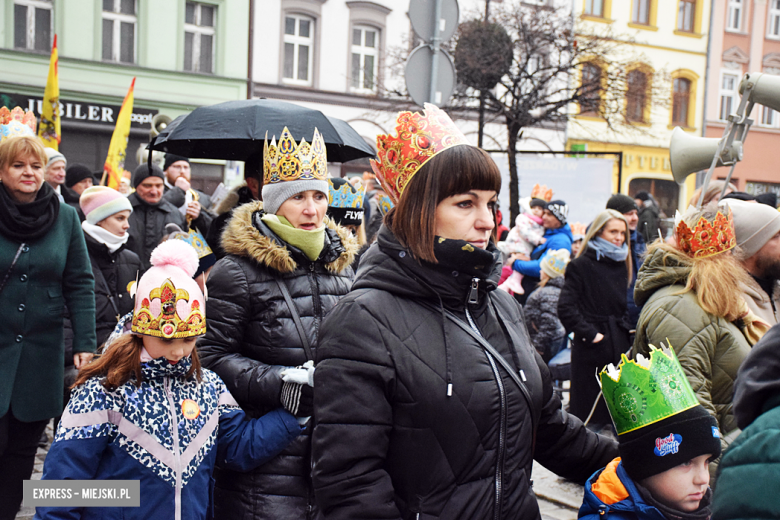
0, 203, 96, 422
35, 356, 301, 520
712, 323, 780, 520
311, 225, 618, 520
198, 201, 357, 520
524, 276, 566, 362
637, 203, 661, 244
558, 247, 630, 425
126, 192, 186, 272
163, 184, 214, 235
83, 233, 141, 347
627, 230, 647, 329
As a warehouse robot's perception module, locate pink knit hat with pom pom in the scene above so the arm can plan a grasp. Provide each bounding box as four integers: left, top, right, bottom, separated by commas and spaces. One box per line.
130, 239, 206, 339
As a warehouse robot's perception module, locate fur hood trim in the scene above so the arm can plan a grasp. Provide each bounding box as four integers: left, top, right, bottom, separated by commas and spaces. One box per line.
221, 200, 358, 274
214, 182, 246, 215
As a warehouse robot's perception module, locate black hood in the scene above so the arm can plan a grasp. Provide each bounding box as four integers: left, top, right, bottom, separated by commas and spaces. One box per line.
734, 323, 780, 428
353, 225, 503, 313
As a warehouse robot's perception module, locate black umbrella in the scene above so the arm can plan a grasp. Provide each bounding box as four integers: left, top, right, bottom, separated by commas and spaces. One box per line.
149, 99, 376, 163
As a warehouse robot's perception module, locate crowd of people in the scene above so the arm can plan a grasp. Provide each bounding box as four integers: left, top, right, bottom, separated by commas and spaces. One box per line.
1, 101, 780, 520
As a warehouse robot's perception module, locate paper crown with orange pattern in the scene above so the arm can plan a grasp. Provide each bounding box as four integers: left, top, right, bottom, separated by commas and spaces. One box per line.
370, 104, 470, 203
675, 206, 736, 259
263, 126, 328, 186
129, 240, 206, 339
530, 183, 553, 202
0, 106, 37, 142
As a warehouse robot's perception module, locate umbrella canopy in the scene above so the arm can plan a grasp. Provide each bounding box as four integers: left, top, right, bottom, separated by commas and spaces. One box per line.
149, 99, 375, 163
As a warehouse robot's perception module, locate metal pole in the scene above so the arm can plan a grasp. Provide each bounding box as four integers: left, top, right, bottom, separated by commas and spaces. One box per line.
478, 0, 490, 147
429, 0, 443, 105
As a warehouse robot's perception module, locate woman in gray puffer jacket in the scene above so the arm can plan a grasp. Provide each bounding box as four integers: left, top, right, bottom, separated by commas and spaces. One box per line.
523, 249, 571, 363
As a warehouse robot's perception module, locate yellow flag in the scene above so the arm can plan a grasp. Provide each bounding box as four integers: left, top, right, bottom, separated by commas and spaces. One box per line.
103, 78, 135, 190
38, 34, 61, 149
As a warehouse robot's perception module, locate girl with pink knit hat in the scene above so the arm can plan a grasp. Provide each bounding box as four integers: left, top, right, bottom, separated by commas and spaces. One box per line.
36, 239, 302, 520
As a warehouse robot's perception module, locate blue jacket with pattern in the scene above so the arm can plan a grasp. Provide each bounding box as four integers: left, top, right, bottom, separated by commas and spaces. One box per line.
35, 354, 301, 520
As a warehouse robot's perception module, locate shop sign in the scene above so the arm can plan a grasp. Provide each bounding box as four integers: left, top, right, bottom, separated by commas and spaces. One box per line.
0, 92, 157, 128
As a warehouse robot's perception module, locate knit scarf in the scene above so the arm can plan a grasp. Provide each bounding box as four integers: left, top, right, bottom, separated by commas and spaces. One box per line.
0, 181, 60, 241
261, 214, 326, 261
433, 236, 497, 279
588, 236, 629, 262
82, 220, 129, 253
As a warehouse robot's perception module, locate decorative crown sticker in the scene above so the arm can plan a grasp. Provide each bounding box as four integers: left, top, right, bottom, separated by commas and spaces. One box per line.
264, 127, 328, 186
132, 278, 206, 339
675, 207, 736, 259
370, 104, 470, 204
599, 344, 699, 435
328, 178, 365, 209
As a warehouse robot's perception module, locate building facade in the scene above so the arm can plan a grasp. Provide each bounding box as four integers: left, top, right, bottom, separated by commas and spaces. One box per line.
704, 0, 780, 198
1, 0, 250, 191
567, 0, 711, 216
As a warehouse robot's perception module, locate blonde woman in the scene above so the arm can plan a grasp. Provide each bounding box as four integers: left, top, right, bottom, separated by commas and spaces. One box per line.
558, 209, 632, 430
632, 205, 753, 460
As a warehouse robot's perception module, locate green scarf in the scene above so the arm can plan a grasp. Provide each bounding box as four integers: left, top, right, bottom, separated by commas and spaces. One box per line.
261, 214, 326, 261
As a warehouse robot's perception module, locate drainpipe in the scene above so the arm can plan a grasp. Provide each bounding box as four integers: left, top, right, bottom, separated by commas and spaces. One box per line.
247, 0, 255, 99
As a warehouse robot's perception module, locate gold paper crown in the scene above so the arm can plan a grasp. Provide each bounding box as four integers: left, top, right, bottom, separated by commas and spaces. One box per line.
530, 183, 553, 202
132, 279, 206, 339
675, 207, 736, 259
0, 106, 37, 142
370, 104, 470, 203
570, 222, 587, 237
263, 127, 327, 186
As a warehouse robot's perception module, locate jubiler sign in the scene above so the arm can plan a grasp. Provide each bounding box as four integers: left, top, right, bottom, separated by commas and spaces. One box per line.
0, 92, 156, 129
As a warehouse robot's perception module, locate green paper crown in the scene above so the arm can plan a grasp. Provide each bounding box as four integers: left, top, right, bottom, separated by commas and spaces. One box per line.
599, 344, 699, 435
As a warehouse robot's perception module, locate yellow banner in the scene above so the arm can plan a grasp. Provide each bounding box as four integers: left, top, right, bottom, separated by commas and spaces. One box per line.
38, 35, 61, 149
103, 78, 135, 190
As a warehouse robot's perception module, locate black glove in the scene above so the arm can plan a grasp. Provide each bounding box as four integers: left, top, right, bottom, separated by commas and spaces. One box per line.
280, 381, 314, 417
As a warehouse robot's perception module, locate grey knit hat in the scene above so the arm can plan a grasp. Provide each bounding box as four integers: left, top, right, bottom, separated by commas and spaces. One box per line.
726, 198, 780, 258
262, 179, 329, 215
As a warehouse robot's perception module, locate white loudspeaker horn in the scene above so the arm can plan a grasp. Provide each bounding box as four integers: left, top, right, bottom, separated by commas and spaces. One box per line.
151, 114, 172, 138
669, 127, 743, 184
740, 72, 780, 112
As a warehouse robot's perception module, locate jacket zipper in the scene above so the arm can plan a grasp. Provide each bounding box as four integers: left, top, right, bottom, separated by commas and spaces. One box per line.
466, 306, 506, 520
164, 376, 183, 520
308, 263, 322, 349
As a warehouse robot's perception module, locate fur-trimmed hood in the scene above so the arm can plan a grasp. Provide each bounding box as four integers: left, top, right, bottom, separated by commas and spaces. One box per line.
221, 200, 358, 274
213, 182, 255, 216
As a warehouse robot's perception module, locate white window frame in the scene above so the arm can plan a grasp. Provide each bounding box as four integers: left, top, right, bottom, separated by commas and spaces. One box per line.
768, 0, 780, 39
584, 0, 604, 17
282, 14, 315, 86
719, 72, 740, 121
350, 25, 379, 94
759, 106, 780, 128
184, 2, 216, 73
14, 0, 52, 51
632, 0, 650, 25
102, 0, 137, 64
726, 0, 743, 32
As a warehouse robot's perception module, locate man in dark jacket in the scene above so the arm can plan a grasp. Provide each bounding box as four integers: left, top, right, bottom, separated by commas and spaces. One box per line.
161, 153, 214, 235
635, 191, 661, 244
205, 162, 262, 260
126, 164, 186, 271
606, 193, 646, 329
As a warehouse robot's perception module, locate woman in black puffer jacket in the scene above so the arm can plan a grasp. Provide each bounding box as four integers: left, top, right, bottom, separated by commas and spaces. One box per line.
79, 186, 140, 348
311, 106, 617, 520
198, 128, 357, 520
558, 209, 632, 430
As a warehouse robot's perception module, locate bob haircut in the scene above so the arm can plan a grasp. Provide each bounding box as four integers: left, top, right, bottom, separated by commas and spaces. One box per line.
73, 333, 202, 391
387, 145, 502, 263
0, 135, 47, 172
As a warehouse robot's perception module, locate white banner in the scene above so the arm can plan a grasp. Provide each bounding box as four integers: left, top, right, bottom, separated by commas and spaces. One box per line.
491, 155, 614, 227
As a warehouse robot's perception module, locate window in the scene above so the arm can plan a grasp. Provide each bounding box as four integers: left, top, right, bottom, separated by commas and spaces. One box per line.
632, 0, 650, 24
580, 62, 602, 115
351, 26, 379, 92
769, 0, 780, 38
283, 15, 314, 86
719, 73, 739, 120
626, 70, 648, 122
760, 106, 779, 128
102, 0, 136, 63
672, 78, 691, 126
677, 0, 696, 32
184, 2, 216, 73
727, 0, 743, 31
584, 0, 604, 17
14, 0, 52, 52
